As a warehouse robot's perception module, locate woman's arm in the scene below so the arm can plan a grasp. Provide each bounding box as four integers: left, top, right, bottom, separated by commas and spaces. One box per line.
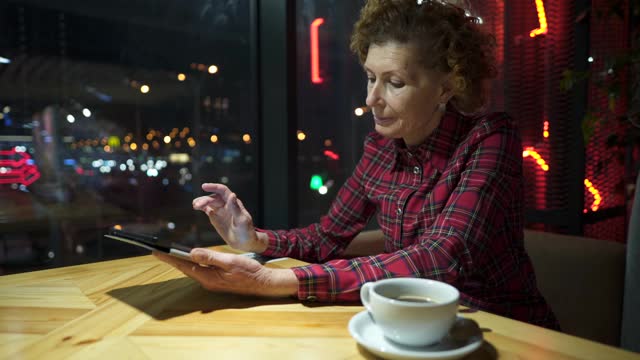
343, 229, 385, 257
259, 135, 379, 262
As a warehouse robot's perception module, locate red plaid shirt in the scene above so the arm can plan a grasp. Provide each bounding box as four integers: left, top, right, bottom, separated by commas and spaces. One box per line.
260, 110, 558, 329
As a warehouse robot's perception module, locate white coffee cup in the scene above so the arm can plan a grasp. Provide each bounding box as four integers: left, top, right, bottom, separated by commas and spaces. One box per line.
360, 278, 459, 347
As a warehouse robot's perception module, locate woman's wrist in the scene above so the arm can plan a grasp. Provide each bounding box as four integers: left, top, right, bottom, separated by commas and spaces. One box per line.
254, 231, 270, 253
261, 268, 299, 297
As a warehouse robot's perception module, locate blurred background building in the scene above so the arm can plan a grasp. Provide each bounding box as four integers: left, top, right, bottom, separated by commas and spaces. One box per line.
0, 0, 637, 274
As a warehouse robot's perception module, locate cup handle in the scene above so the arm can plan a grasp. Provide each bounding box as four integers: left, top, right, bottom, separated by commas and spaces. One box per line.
360, 282, 373, 312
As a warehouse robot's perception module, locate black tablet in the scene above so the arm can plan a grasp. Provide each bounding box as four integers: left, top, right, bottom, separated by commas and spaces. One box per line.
104, 229, 282, 265
105, 229, 194, 262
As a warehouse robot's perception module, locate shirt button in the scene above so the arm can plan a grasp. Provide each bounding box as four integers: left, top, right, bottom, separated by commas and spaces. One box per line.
396, 208, 403, 215
413, 166, 421, 175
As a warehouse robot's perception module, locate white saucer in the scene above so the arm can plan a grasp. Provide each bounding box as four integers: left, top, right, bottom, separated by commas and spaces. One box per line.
348, 311, 483, 360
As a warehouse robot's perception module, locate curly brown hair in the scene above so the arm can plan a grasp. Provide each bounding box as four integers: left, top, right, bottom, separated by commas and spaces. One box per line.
350, 0, 497, 113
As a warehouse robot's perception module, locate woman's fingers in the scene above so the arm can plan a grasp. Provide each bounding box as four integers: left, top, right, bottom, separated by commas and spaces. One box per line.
192, 195, 223, 210
236, 197, 247, 213
190, 248, 240, 272
153, 251, 219, 284
155, 248, 245, 274
202, 183, 233, 200
224, 192, 252, 227
197, 184, 239, 218
226, 192, 240, 216
233, 197, 252, 227
203, 205, 215, 217
153, 251, 196, 273
195, 182, 256, 251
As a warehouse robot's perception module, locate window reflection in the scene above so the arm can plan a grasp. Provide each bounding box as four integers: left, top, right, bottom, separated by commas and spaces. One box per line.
0, 1, 257, 274
295, 0, 369, 226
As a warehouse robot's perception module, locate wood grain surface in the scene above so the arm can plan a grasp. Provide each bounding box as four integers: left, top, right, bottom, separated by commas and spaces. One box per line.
1, 246, 638, 359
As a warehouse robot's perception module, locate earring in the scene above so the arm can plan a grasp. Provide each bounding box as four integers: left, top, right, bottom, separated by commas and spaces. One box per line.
438, 103, 446, 112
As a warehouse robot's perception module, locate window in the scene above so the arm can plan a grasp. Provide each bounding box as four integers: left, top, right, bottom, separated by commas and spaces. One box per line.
0, 1, 258, 273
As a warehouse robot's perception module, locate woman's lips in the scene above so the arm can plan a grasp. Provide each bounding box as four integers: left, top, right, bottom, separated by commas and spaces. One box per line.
374, 115, 394, 125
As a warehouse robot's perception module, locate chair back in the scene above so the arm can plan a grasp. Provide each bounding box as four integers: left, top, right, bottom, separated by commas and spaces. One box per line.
524, 230, 626, 346
621, 173, 640, 352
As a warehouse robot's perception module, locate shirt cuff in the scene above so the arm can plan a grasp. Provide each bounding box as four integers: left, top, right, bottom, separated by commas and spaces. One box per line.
255, 228, 287, 257
290, 262, 362, 303
291, 264, 332, 302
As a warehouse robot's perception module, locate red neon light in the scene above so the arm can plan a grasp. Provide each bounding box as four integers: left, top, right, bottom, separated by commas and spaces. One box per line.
0, 157, 26, 168
310, 18, 325, 84
530, 0, 548, 37
0, 149, 16, 156
323, 150, 339, 160
0, 148, 41, 186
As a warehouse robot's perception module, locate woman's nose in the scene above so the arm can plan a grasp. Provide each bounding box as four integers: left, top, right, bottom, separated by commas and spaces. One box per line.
366, 83, 383, 107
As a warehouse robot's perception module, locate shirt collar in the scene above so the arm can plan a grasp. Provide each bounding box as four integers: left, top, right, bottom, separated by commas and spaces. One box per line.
393, 109, 470, 171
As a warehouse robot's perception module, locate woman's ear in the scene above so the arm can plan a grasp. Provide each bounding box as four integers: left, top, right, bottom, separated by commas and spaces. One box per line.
439, 73, 456, 104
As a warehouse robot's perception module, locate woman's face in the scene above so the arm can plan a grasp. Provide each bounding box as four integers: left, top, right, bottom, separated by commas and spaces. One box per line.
364, 42, 449, 146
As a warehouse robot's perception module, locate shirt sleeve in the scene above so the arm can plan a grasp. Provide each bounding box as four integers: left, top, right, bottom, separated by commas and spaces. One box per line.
259, 136, 379, 263
290, 121, 523, 302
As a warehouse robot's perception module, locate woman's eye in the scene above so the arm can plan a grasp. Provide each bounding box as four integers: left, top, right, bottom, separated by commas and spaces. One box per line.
367, 77, 375, 84
390, 81, 405, 89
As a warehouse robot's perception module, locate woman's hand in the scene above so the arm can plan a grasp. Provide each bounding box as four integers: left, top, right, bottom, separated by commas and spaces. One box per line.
153, 248, 298, 297
193, 183, 267, 252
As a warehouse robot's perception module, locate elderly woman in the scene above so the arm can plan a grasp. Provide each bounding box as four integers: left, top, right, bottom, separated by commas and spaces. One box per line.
155, 0, 558, 329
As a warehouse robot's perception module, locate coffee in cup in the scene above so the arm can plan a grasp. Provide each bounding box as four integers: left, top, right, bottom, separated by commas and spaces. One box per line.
360, 278, 459, 347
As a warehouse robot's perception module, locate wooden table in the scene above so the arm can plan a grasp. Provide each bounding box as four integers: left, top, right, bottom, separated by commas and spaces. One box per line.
1, 246, 638, 359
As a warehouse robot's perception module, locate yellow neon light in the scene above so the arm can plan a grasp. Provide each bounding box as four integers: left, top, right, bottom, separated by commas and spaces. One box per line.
584, 179, 602, 212
530, 0, 548, 38
522, 147, 549, 172
523, 146, 603, 212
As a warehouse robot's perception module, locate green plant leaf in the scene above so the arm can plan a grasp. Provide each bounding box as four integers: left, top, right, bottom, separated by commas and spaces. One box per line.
560, 69, 591, 91
560, 70, 574, 91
